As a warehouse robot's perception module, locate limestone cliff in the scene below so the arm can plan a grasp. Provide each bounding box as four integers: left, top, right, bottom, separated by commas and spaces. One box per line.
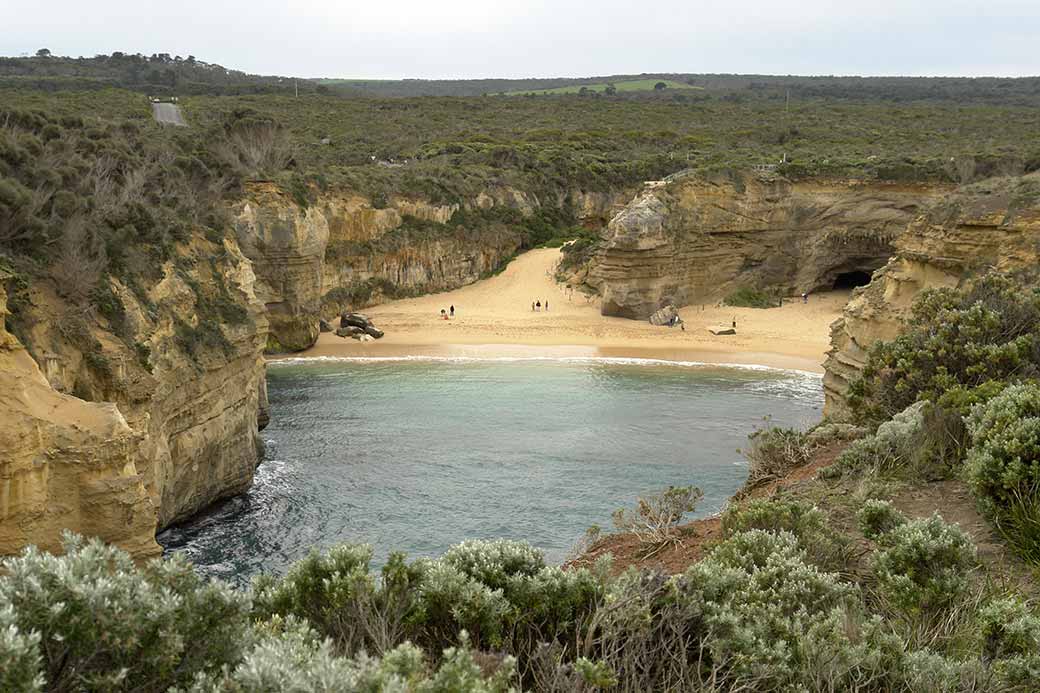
234, 184, 630, 352
0, 236, 269, 559
586, 174, 948, 319
823, 174, 1040, 418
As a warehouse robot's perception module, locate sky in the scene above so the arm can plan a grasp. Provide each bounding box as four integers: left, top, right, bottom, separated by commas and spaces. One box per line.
2, 0, 1039, 79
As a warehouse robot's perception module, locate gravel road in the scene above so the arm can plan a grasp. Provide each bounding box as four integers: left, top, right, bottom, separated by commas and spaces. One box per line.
152, 102, 187, 126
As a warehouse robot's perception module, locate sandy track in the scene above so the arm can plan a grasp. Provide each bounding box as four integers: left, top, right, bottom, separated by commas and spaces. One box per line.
152, 103, 187, 126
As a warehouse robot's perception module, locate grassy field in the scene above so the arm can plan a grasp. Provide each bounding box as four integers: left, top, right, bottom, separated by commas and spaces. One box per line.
504, 79, 702, 95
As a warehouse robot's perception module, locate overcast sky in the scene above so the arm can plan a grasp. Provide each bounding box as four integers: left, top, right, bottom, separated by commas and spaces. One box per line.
3, 0, 1038, 79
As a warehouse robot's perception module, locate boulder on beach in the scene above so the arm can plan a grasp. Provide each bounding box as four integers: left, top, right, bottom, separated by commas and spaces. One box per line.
364, 325, 384, 339
340, 312, 372, 329
335, 325, 364, 338
358, 333, 375, 342
319, 318, 332, 333
649, 305, 679, 326
709, 326, 737, 335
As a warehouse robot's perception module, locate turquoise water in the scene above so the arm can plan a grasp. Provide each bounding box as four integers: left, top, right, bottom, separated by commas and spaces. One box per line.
158, 357, 823, 585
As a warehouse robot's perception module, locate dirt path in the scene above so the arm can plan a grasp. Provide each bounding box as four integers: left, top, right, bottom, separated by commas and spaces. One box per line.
152, 103, 186, 127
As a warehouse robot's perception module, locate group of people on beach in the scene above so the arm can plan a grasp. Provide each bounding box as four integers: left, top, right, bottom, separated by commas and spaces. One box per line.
531, 300, 549, 312
439, 305, 456, 320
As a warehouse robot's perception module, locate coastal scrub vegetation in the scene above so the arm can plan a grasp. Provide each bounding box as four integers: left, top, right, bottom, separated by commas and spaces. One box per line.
722, 286, 778, 308
3, 517, 1039, 692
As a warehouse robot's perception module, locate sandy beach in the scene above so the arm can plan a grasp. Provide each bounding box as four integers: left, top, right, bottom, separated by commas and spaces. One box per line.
288, 249, 849, 373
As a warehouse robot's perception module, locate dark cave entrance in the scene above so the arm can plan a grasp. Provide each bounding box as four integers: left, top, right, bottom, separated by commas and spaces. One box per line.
832, 270, 874, 290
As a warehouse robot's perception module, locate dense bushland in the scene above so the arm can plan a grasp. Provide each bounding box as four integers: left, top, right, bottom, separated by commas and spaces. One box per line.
3, 517, 1038, 692
833, 275, 1040, 564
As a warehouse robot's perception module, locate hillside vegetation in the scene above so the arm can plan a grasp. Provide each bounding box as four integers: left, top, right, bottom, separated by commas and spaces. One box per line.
504, 79, 701, 95
3, 60, 1040, 691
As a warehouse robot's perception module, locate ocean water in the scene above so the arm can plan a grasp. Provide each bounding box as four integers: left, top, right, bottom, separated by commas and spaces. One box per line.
158, 357, 823, 585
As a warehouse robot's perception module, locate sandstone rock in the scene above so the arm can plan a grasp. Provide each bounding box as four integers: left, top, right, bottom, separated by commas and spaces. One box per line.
341, 312, 372, 329
234, 191, 328, 352
336, 326, 364, 338
587, 174, 948, 319
0, 278, 160, 560
319, 318, 332, 333
648, 305, 679, 326
1, 235, 269, 558
823, 173, 1040, 418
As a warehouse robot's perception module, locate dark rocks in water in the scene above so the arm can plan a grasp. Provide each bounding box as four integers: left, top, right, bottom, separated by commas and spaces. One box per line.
340, 312, 372, 329
335, 325, 364, 338
364, 325, 384, 339
649, 305, 679, 326
319, 318, 333, 333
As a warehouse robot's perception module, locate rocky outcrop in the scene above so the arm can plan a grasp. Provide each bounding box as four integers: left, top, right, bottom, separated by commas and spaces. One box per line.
234, 185, 329, 353
823, 174, 1040, 418
234, 183, 632, 352
587, 174, 948, 319
0, 278, 159, 560
336, 312, 384, 340
1, 235, 269, 559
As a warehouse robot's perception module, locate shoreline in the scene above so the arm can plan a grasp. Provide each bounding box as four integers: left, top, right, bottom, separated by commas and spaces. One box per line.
268, 342, 825, 374
271, 249, 848, 375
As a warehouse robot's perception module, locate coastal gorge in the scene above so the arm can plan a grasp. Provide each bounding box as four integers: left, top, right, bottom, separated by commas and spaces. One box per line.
3, 72, 1040, 569
5, 157, 1040, 558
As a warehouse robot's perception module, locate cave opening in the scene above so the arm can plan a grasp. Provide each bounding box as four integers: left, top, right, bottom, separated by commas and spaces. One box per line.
832, 270, 874, 290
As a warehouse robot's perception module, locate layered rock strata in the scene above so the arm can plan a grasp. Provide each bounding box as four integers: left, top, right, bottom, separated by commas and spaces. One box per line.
234, 184, 631, 352
0, 236, 269, 559
823, 174, 1040, 417
587, 174, 947, 319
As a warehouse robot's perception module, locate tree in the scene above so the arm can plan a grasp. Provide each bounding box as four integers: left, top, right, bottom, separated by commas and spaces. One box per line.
605, 83, 617, 96
654, 81, 667, 91
35, 48, 51, 57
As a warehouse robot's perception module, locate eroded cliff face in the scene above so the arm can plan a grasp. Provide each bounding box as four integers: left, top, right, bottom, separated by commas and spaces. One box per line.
0, 236, 269, 559
586, 174, 948, 319
234, 183, 631, 351
0, 278, 159, 559
823, 174, 1040, 418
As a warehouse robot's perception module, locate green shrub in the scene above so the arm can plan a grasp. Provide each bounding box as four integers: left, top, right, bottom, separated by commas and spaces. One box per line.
857, 499, 907, 540
723, 286, 777, 309
611, 485, 703, 545
823, 401, 928, 478
849, 275, 1040, 423
688, 530, 869, 689
440, 539, 545, 591
0, 533, 251, 691
966, 382, 1040, 563
868, 514, 976, 614
192, 620, 518, 693
740, 427, 816, 494
721, 497, 847, 571
0, 605, 43, 693
978, 598, 1040, 687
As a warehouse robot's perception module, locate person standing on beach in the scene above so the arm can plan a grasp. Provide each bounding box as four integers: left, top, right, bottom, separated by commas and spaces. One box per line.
450, 305, 455, 318
545, 300, 549, 312
531, 301, 535, 312
536, 300, 541, 311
